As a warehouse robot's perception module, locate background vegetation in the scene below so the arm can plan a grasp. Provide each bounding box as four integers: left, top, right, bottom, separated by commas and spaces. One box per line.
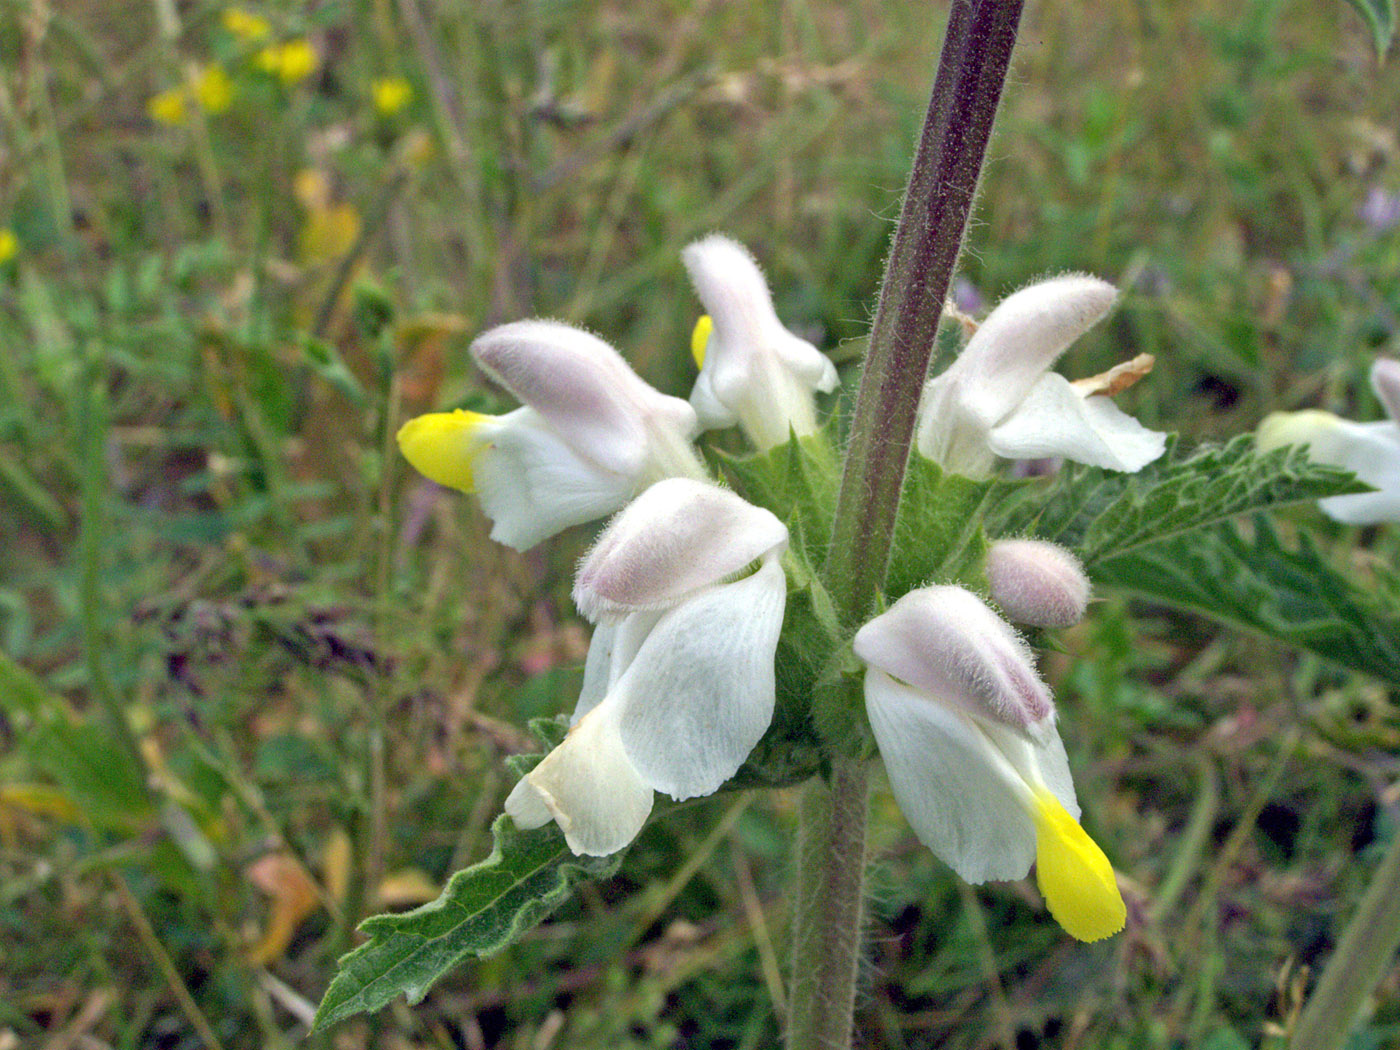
2, 0, 1399, 1047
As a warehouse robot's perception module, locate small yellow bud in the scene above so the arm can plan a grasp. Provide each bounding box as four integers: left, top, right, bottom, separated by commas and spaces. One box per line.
371, 77, 413, 116
0, 228, 18, 264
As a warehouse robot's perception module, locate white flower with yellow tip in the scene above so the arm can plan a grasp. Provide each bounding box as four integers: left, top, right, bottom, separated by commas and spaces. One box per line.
854, 585, 1126, 942
397, 320, 706, 551
505, 479, 789, 856
916, 274, 1166, 478
1256, 358, 1400, 525
683, 235, 838, 451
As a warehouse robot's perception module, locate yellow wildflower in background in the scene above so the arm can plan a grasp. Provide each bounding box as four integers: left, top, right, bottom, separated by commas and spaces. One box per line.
147, 86, 189, 126
371, 77, 413, 116
194, 65, 234, 113
257, 39, 318, 87
0, 229, 18, 264
222, 7, 270, 43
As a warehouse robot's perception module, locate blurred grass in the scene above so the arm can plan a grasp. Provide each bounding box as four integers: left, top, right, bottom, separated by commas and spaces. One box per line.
1, 0, 1399, 1047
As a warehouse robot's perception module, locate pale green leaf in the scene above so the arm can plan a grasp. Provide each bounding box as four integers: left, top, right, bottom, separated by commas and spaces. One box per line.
988, 435, 1365, 566
1094, 516, 1400, 684
314, 814, 619, 1029
1346, 0, 1396, 59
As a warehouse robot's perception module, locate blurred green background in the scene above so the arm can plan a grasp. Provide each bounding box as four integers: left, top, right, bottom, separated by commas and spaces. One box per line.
2, 0, 1399, 1047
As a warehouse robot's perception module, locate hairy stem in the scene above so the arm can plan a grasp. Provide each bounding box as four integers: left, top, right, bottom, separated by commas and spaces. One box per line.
787, 4, 1025, 1048
1288, 821, 1400, 1050
786, 756, 870, 1050
824, 0, 1024, 624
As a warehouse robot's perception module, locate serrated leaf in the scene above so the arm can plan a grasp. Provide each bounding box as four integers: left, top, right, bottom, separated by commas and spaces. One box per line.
1346, 0, 1396, 59
718, 430, 839, 566
988, 435, 1366, 566
1095, 516, 1400, 683
314, 815, 620, 1029
886, 455, 994, 598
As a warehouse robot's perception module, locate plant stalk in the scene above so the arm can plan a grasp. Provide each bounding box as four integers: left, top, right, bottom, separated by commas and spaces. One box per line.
786, 756, 870, 1050
1288, 820, 1400, 1050
787, 3, 1025, 1048
823, 0, 1024, 624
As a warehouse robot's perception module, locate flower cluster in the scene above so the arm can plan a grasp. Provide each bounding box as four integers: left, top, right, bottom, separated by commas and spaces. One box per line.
1257, 357, 1400, 524
400, 245, 1158, 940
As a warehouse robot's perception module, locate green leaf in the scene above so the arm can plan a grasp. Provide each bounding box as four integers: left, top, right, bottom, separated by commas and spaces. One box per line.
885, 455, 993, 598
718, 430, 839, 566
988, 435, 1365, 566
1094, 516, 1400, 684
1346, 0, 1396, 59
314, 815, 620, 1029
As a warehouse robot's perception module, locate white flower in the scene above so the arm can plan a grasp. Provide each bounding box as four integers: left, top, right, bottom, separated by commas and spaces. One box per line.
916, 274, 1166, 478
505, 478, 789, 856
1256, 358, 1400, 525
854, 585, 1125, 942
682, 235, 838, 450
397, 320, 706, 551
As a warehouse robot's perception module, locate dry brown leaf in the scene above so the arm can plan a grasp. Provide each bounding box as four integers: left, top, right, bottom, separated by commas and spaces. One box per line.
1070, 353, 1156, 397
246, 853, 320, 965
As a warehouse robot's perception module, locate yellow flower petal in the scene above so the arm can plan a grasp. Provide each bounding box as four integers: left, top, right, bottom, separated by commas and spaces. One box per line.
222, 7, 270, 42
0, 228, 18, 264
275, 39, 318, 86
371, 76, 413, 116
147, 87, 190, 126
194, 65, 234, 114
397, 410, 495, 493
691, 314, 713, 370
1031, 789, 1126, 942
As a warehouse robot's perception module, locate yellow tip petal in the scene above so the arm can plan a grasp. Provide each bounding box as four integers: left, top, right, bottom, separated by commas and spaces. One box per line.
1032, 790, 1126, 942
691, 315, 713, 370
396, 410, 494, 493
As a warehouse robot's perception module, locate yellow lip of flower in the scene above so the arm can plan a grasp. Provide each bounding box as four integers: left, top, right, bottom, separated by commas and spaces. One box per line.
222, 7, 270, 42
0, 229, 18, 265
194, 65, 234, 114
690, 315, 713, 370
371, 77, 413, 116
148, 86, 190, 126
396, 410, 495, 493
1031, 788, 1127, 942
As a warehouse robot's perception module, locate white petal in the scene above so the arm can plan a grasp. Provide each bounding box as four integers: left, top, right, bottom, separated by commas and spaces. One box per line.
1259, 411, 1400, 524
472, 409, 637, 551
865, 671, 1036, 883
572, 611, 664, 724
472, 320, 697, 476
853, 586, 1053, 731
981, 720, 1080, 821
682, 235, 834, 445
574, 478, 788, 620
915, 372, 1000, 478
613, 558, 786, 800
1372, 358, 1400, 425
986, 373, 1166, 471
505, 701, 654, 857
950, 274, 1118, 429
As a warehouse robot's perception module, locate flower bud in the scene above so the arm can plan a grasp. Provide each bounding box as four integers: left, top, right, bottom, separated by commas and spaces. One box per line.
853, 585, 1052, 732
986, 539, 1090, 628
